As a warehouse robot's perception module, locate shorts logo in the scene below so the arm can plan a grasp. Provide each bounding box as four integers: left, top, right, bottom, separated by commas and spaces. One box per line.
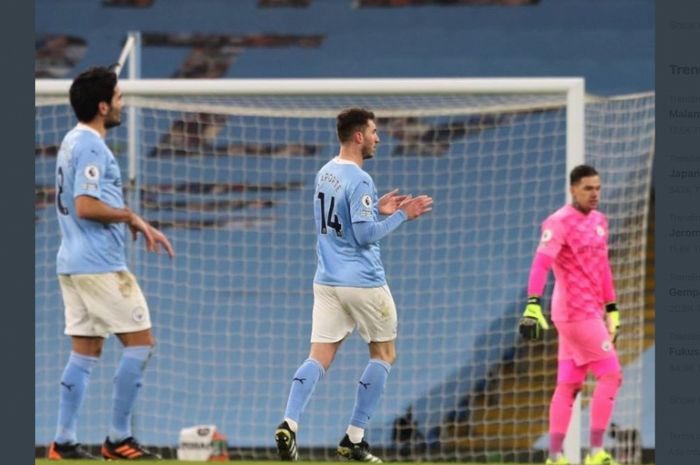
541, 229, 553, 243
84, 165, 100, 181
596, 225, 605, 236
602, 340, 612, 352
132, 306, 146, 323
361, 194, 372, 208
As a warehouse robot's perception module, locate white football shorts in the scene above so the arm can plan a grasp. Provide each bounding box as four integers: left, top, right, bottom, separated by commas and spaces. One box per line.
311, 283, 397, 343
59, 271, 152, 338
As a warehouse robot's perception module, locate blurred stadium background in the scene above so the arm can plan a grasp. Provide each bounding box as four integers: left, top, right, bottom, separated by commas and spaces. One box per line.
35, 0, 654, 462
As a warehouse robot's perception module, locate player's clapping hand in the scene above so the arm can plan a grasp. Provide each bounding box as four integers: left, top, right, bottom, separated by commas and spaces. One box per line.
399, 194, 433, 220
378, 189, 410, 215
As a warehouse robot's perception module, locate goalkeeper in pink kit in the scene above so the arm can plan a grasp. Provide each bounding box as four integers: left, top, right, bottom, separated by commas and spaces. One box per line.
519, 165, 621, 465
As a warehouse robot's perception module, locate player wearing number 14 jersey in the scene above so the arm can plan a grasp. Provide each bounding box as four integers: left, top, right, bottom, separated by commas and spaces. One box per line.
275, 108, 432, 462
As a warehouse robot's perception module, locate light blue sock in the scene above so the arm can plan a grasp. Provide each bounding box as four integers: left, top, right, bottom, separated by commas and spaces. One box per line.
55, 352, 98, 444
350, 359, 391, 428
109, 346, 151, 442
283, 358, 325, 423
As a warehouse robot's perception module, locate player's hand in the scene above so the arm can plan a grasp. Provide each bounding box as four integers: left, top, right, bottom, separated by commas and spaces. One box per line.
127, 213, 156, 252
149, 225, 175, 258
519, 296, 550, 341
398, 194, 433, 220
378, 189, 410, 215
606, 302, 620, 344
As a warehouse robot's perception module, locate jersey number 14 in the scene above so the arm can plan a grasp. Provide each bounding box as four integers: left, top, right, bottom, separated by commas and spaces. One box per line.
317, 192, 343, 237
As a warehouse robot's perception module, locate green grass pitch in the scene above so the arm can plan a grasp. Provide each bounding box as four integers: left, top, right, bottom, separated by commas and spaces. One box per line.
35, 461, 653, 465
36, 459, 652, 465
35, 462, 523, 465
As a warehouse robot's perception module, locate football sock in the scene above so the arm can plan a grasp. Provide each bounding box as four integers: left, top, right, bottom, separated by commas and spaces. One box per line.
549, 382, 581, 456
284, 358, 325, 424
590, 373, 621, 447
349, 359, 391, 429
55, 352, 98, 444
109, 346, 151, 442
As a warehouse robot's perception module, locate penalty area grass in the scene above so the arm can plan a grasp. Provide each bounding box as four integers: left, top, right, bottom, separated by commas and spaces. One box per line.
35, 461, 546, 465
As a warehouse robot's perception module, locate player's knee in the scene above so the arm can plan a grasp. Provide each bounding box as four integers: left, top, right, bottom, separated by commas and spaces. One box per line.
382, 352, 396, 365
369, 339, 395, 364
381, 345, 397, 365
122, 345, 155, 369
596, 370, 622, 388
141, 332, 156, 347
554, 381, 583, 402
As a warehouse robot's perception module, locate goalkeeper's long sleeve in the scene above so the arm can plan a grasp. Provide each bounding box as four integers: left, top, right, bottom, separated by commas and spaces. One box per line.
527, 251, 554, 297
602, 261, 617, 304
352, 210, 407, 246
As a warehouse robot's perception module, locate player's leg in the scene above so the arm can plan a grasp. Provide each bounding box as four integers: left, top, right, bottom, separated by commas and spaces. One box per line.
338, 285, 397, 463
70, 271, 159, 460
284, 342, 338, 425
545, 322, 586, 465
101, 327, 160, 460
49, 275, 102, 460
348, 340, 394, 441
110, 328, 154, 440
585, 321, 622, 465
547, 359, 585, 465
276, 284, 351, 461
558, 319, 621, 465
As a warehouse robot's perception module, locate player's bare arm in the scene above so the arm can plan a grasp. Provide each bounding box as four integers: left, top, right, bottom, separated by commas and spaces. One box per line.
75, 195, 132, 223
75, 195, 173, 258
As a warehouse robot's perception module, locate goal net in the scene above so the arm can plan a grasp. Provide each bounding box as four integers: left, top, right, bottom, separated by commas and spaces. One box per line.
35, 80, 654, 461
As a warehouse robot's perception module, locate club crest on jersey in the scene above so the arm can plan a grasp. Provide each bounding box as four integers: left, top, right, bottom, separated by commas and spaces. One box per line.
84, 165, 100, 181
362, 194, 372, 208
602, 340, 612, 352
596, 225, 605, 236
540, 229, 553, 243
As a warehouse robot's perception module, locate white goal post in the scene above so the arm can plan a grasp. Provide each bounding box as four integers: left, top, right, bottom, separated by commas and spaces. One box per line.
36, 76, 585, 173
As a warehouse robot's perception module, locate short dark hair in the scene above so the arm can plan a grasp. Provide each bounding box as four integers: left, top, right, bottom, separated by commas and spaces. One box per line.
336, 107, 375, 143
569, 164, 599, 185
69, 67, 118, 122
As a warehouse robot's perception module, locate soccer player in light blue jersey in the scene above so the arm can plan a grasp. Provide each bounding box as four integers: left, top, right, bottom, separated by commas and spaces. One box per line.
275, 108, 433, 462
48, 67, 174, 461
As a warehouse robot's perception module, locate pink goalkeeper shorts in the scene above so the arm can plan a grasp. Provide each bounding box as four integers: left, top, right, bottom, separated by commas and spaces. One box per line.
555, 318, 619, 367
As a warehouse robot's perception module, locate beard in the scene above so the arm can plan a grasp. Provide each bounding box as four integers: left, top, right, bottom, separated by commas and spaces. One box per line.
105, 117, 122, 129
104, 107, 122, 129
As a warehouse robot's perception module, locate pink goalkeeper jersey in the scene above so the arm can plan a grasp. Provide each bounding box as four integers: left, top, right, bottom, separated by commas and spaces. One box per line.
536, 204, 612, 322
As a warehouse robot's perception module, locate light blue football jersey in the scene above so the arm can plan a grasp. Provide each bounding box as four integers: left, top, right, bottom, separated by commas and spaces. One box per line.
55, 124, 128, 274
313, 158, 386, 287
